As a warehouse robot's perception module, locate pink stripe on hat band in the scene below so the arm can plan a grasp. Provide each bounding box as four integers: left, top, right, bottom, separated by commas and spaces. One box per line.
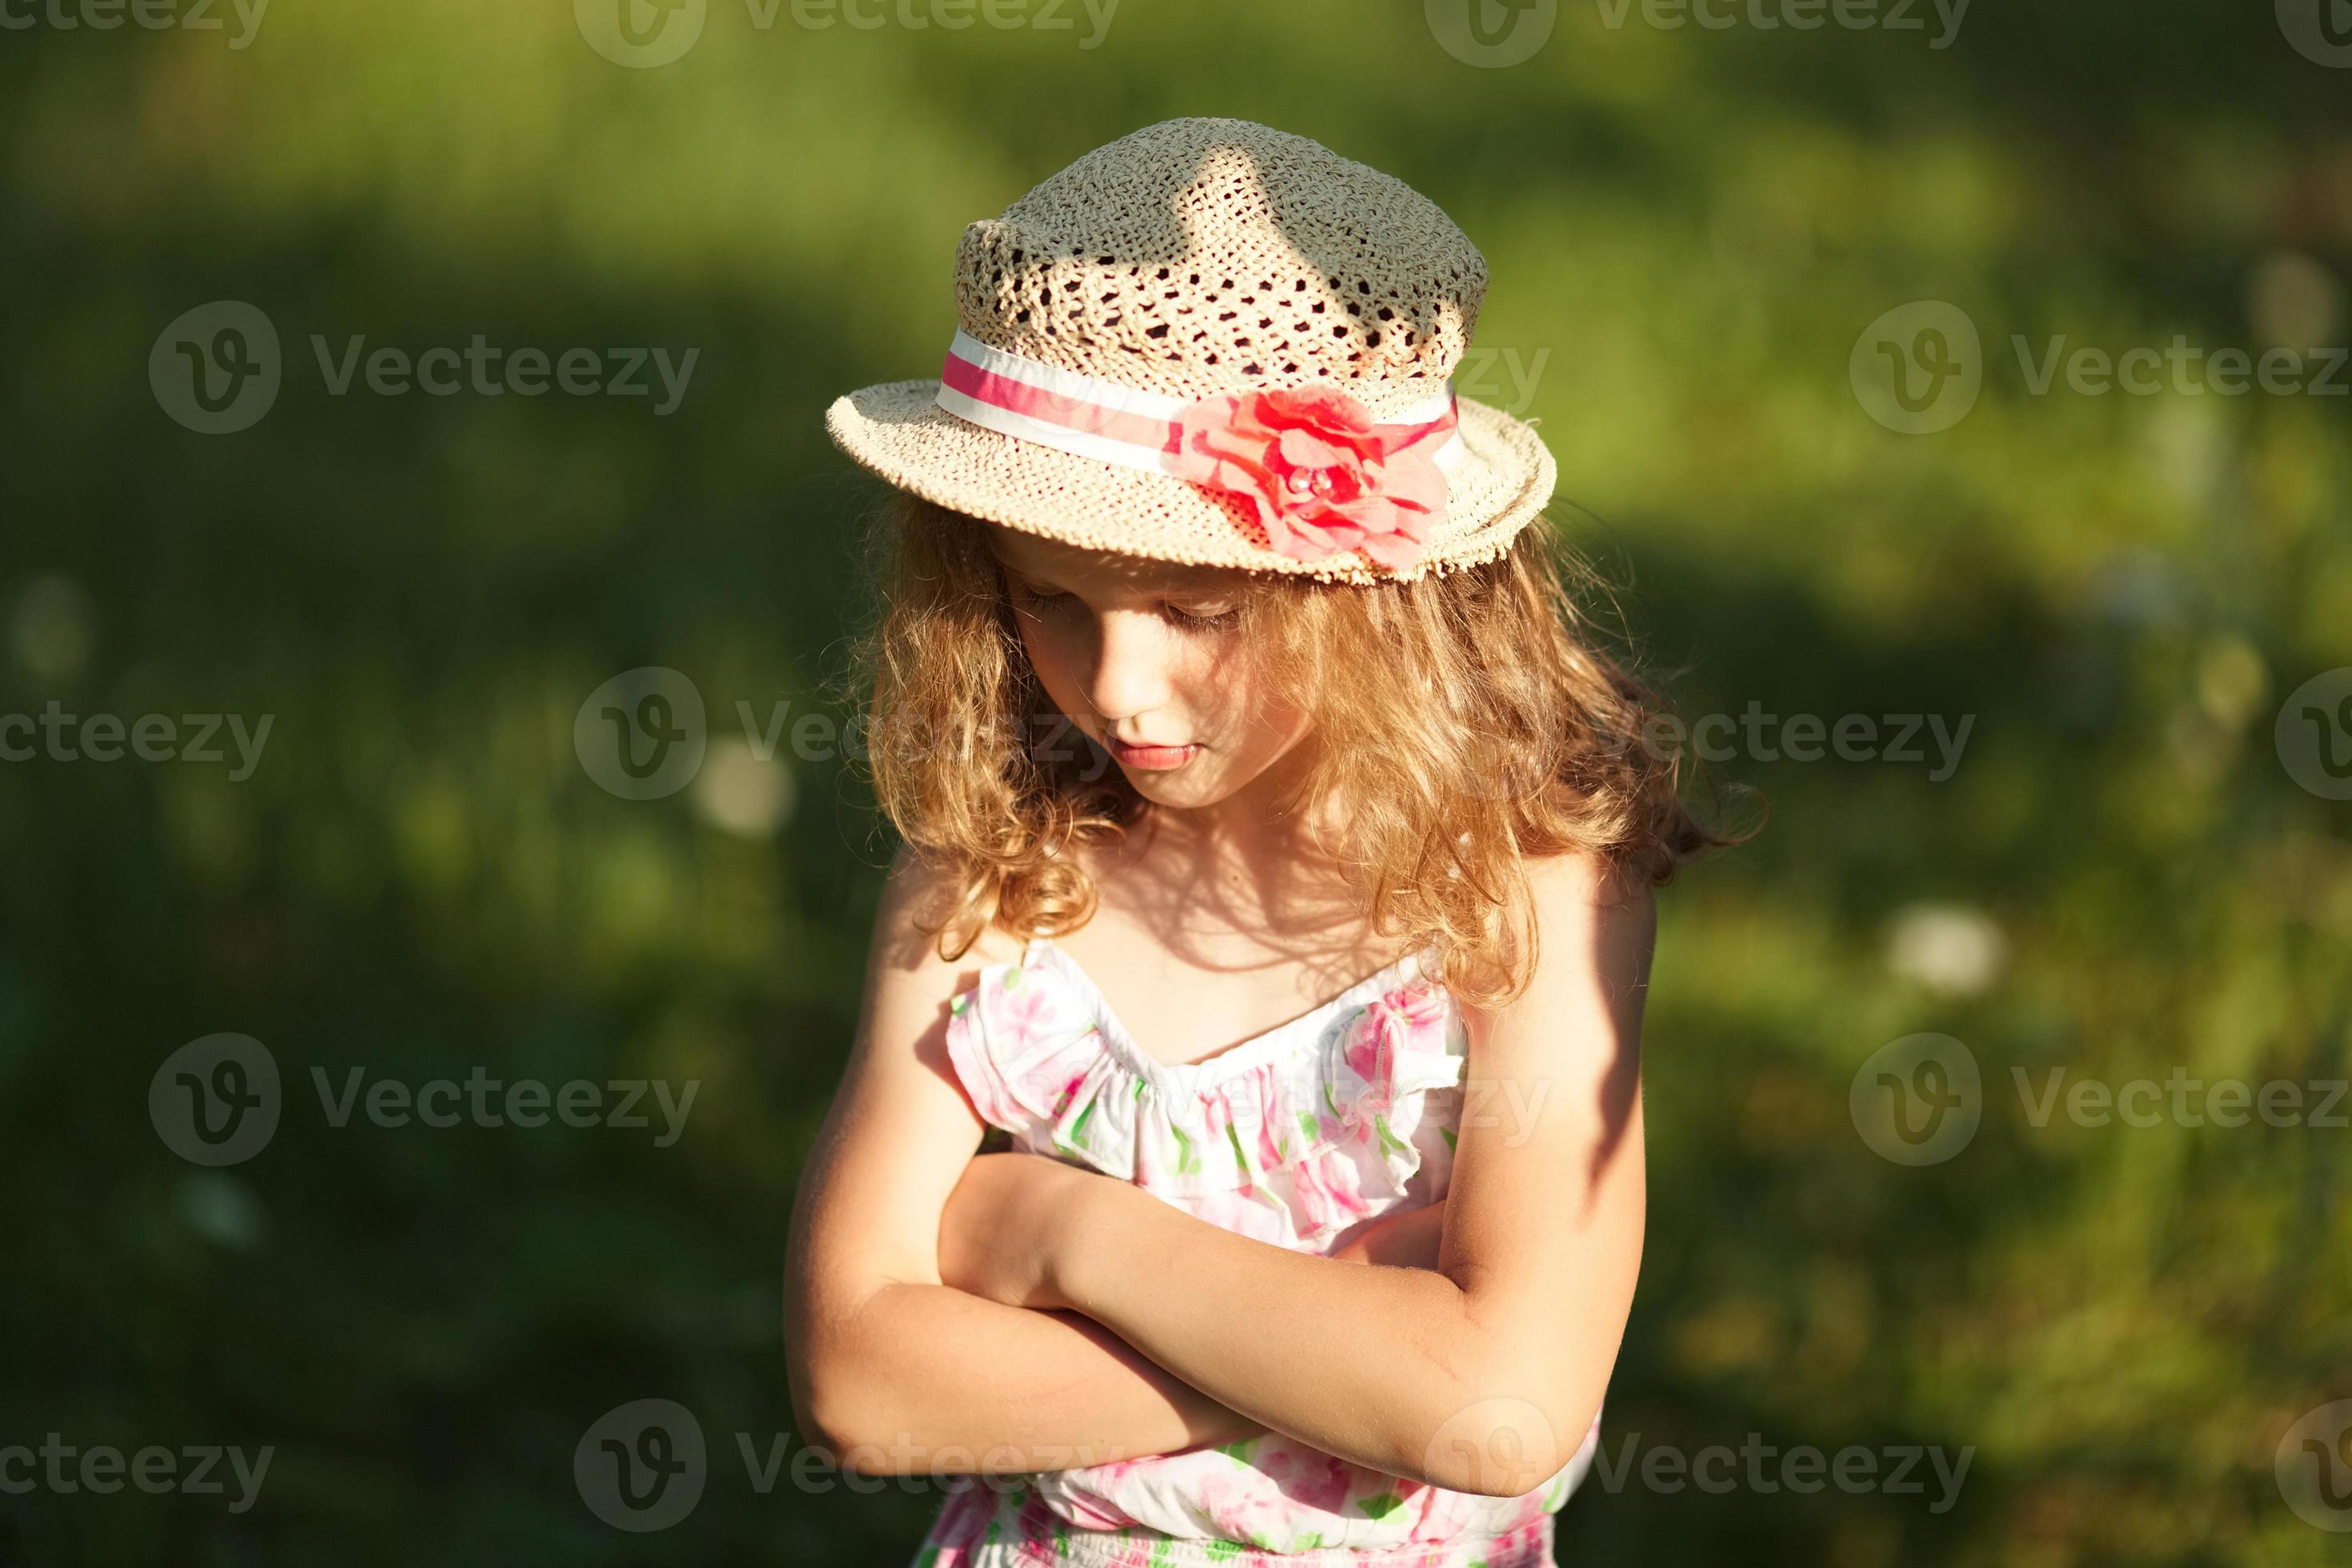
937, 330, 1460, 466
939, 346, 1174, 450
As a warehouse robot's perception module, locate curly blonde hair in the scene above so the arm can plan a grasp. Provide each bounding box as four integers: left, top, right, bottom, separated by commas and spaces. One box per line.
846, 493, 1734, 1008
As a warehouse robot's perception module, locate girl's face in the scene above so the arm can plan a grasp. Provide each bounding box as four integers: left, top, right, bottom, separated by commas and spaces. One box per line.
986, 523, 1318, 812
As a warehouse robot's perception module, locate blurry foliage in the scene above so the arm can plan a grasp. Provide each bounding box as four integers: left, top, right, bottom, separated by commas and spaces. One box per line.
2, 1, 2349, 1563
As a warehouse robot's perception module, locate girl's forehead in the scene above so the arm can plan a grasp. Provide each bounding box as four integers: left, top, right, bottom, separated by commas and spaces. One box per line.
985, 522, 1239, 593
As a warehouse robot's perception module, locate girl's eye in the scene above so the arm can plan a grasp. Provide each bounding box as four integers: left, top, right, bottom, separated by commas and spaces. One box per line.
1166, 602, 1241, 630
1013, 582, 1078, 613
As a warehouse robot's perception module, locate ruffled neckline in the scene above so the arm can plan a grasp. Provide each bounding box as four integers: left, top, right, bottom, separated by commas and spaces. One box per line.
1018, 934, 1433, 1094
944, 933, 1466, 1217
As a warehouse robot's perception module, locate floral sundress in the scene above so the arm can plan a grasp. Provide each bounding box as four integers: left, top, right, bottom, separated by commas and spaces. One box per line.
912, 937, 1601, 1567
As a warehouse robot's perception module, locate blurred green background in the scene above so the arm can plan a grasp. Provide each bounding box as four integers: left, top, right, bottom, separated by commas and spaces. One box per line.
3, 0, 2350, 1562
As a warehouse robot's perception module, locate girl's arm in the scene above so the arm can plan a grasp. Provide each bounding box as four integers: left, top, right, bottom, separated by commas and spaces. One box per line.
784, 848, 1256, 1474
943, 850, 1651, 1497
783, 848, 1443, 1474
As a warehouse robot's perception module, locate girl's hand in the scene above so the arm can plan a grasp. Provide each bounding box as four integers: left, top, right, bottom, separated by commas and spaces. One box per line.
938, 1151, 1106, 1311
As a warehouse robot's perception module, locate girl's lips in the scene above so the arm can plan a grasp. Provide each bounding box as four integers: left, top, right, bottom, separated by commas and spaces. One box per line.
1106, 738, 1201, 771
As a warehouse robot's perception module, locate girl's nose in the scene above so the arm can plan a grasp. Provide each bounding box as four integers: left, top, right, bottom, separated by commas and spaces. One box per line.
1086, 608, 1174, 727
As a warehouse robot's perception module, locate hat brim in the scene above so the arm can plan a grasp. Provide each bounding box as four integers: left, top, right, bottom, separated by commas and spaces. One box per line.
824, 378, 1557, 585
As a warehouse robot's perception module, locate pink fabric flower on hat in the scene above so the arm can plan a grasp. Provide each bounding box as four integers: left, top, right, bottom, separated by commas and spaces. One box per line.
1165, 386, 1450, 570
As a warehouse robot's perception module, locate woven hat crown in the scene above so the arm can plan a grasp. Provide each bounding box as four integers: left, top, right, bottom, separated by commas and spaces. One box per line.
950, 118, 1490, 421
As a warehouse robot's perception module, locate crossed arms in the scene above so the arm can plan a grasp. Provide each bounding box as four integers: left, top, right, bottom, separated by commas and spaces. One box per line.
782, 848, 1649, 1495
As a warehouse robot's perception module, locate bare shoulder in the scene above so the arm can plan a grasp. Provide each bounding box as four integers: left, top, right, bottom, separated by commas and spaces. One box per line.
866, 843, 1027, 994
1458, 848, 1657, 1050
1523, 848, 1658, 973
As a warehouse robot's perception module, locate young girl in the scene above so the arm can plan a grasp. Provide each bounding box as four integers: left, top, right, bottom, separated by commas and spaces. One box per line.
786, 118, 1718, 1567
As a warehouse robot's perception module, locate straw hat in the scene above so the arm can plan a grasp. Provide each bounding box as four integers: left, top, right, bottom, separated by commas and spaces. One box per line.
825, 117, 1556, 586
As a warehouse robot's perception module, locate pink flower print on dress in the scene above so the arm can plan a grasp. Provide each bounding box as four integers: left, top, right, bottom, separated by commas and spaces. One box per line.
991, 964, 1072, 1046
1192, 1466, 1310, 1554
1287, 1146, 1377, 1242
1365, 977, 1448, 1043
1250, 1063, 1294, 1170
1256, 1439, 1362, 1518
1341, 980, 1444, 1158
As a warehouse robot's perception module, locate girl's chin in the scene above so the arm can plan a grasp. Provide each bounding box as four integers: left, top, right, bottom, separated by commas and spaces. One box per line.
1125, 766, 1231, 807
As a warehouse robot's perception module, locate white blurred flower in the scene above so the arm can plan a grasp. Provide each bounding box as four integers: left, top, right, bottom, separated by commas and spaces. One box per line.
176, 1171, 265, 1252
2247, 250, 2342, 350
2086, 549, 2186, 630
2197, 634, 2267, 731
691, 735, 795, 838
9, 574, 94, 683
1885, 902, 2008, 998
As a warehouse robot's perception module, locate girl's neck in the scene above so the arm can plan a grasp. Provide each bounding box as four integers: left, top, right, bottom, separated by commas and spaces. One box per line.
1097, 757, 1378, 962
1126, 735, 1339, 889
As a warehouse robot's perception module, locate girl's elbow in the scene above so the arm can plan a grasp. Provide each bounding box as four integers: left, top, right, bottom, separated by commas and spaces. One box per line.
792, 1380, 913, 1477
786, 1357, 858, 1470
1412, 1363, 1603, 1498
786, 1322, 890, 1474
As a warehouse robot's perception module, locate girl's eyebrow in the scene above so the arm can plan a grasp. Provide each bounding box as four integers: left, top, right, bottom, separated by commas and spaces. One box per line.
1001, 558, 1232, 600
